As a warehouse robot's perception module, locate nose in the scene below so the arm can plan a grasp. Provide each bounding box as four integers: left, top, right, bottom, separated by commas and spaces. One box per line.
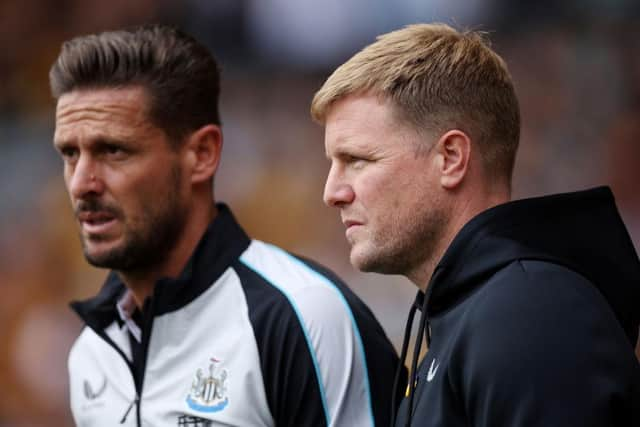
323, 165, 355, 207
68, 155, 104, 199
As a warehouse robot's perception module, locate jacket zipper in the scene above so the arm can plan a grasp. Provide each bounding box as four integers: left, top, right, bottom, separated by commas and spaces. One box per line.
88, 329, 141, 425
120, 397, 138, 424
133, 290, 159, 426
83, 295, 158, 426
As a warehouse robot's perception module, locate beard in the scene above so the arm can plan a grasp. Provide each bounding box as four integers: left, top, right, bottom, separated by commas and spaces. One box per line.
354, 205, 448, 277
78, 164, 186, 273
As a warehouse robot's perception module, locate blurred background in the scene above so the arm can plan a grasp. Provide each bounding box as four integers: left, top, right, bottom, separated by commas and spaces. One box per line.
1, 0, 639, 425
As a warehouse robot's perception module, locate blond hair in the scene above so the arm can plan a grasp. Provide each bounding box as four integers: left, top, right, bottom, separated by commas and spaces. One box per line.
311, 23, 520, 181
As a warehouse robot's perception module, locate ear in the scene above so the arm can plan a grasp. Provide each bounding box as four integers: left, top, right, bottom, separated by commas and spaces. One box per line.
434, 130, 471, 189
183, 124, 223, 184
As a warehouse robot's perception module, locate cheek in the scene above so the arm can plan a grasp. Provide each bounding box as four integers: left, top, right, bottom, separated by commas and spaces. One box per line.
132, 165, 182, 211
63, 172, 72, 194
357, 167, 406, 208
63, 165, 75, 190
356, 170, 388, 203
107, 173, 152, 213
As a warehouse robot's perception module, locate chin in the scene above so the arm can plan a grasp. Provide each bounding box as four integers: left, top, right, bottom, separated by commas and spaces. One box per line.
350, 245, 407, 275
84, 250, 117, 268
83, 238, 117, 253
350, 247, 380, 273
82, 241, 125, 267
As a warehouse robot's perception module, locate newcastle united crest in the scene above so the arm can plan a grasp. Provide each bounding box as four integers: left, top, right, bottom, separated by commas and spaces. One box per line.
186, 358, 229, 413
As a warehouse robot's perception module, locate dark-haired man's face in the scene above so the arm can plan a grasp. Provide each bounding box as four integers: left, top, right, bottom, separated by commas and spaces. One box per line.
53, 87, 188, 272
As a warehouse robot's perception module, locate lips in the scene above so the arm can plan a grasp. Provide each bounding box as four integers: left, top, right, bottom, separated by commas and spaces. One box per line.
77, 210, 118, 236
343, 219, 363, 229
343, 220, 364, 241
77, 211, 114, 222
342, 219, 362, 230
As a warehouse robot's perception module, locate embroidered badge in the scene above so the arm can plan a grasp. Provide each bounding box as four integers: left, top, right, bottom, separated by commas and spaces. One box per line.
186, 358, 229, 413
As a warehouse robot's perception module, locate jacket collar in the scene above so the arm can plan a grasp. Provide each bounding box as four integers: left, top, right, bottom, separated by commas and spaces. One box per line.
421, 186, 640, 345
71, 203, 251, 328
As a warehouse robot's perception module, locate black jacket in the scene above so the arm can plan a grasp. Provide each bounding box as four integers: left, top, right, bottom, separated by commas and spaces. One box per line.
394, 187, 640, 427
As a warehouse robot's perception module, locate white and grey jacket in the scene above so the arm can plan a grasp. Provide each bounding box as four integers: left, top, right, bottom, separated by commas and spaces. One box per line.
69, 204, 403, 426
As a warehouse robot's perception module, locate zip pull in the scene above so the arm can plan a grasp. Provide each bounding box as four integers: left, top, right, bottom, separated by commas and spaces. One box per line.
120, 397, 138, 424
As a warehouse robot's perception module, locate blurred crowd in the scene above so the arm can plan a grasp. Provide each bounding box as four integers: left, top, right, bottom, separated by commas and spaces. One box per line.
1, 1, 639, 425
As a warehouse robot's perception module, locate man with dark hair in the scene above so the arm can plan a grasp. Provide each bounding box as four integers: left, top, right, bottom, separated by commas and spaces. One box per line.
312, 23, 640, 426
51, 24, 403, 426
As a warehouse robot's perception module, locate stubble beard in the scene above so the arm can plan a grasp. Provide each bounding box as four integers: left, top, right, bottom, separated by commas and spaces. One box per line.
353, 206, 448, 279
81, 165, 186, 274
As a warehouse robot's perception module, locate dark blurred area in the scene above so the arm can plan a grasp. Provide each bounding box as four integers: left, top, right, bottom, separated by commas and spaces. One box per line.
1, 1, 639, 425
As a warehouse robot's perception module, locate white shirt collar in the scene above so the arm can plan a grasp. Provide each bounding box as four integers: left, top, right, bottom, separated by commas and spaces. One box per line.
116, 291, 142, 343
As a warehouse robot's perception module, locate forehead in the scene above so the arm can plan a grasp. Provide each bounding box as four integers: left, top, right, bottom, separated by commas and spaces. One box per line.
326, 94, 394, 132
54, 86, 156, 142
324, 94, 418, 153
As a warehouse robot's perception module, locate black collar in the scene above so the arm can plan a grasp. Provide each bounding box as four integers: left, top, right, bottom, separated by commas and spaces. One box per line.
422, 186, 640, 345
71, 203, 251, 329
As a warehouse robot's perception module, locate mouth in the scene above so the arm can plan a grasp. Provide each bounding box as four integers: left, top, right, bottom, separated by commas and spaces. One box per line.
343, 220, 363, 236
77, 211, 118, 236
343, 219, 362, 228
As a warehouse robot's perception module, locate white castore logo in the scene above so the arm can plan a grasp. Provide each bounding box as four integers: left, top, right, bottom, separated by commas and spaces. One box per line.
83, 375, 107, 400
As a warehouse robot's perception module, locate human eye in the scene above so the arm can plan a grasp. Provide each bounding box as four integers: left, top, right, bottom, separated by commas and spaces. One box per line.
100, 142, 129, 160
106, 144, 124, 155
346, 154, 369, 169
57, 145, 79, 163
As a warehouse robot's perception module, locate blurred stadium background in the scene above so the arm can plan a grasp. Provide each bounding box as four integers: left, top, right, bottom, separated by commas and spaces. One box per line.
1, 0, 639, 424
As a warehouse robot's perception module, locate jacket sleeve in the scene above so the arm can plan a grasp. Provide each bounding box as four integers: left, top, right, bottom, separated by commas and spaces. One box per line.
236, 261, 382, 427
456, 260, 640, 427
279, 285, 377, 427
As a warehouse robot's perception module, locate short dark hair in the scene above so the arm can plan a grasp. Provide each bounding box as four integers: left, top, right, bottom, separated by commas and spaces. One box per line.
50, 24, 220, 144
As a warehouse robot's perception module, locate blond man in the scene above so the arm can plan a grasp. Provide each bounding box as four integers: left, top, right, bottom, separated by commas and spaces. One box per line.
312, 23, 640, 427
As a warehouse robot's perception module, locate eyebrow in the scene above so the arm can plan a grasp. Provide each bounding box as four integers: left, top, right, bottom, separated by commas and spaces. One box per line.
328, 142, 376, 159
53, 137, 72, 149
53, 135, 130, 150
93, 136, 130, 146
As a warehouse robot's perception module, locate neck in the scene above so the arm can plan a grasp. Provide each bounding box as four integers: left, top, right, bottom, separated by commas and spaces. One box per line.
119, 201, 218, 307
408, 185, 510, 291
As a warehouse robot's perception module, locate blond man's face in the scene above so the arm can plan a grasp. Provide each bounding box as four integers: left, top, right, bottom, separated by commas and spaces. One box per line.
323, 94, 447, 277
